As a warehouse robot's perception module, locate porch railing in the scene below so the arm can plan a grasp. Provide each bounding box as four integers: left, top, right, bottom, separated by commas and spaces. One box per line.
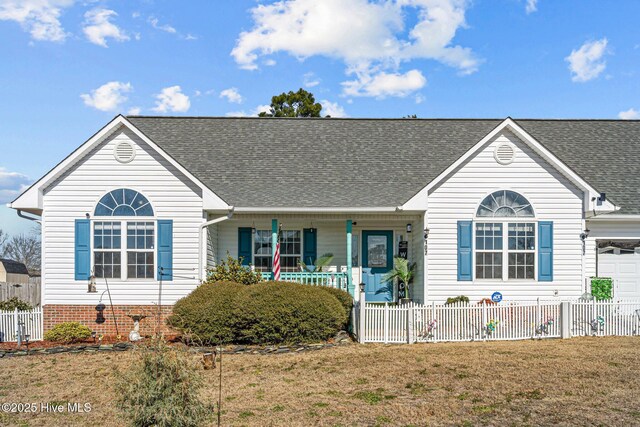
261, 271, 349, 291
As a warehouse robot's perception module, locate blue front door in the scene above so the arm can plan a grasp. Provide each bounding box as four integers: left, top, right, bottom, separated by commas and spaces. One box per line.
361, 230, 394, 302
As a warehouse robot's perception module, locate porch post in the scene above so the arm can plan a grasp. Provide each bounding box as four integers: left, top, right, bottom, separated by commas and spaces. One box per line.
271, 219, 278, 277
346, 219, 353, 296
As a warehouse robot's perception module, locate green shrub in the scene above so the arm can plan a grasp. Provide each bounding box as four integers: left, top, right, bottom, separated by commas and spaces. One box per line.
44, 322, 92, 343
445, 296, 470, 305
169, 281, 347, 345
241, 281, 347, 344
206, 253, 263, 285
591, 277, 613, 301
0, 297, 33, 311
168, 281, 246, 344
317, 286, 353, 316
115, 338, 210, 427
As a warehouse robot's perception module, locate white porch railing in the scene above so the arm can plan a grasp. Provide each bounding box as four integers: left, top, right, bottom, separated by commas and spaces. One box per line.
356, 297, 640, 344
261, 271, 349, 291
0, 308, 43, 342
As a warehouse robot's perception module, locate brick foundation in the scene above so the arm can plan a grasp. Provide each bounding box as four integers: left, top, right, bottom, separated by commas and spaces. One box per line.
43, 304, 175, 338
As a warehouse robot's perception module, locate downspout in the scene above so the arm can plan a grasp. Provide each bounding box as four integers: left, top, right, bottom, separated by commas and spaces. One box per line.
198, 208, 234, 281
17, 210, 42, 224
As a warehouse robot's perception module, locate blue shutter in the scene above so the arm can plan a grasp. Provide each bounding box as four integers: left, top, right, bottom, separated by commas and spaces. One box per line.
74, 219, 90, 281
238, 227, 252, 266
538, 221, 553, 282
157, 220, 173, 281
303, 228, 317, 266
457, 221, 473, 281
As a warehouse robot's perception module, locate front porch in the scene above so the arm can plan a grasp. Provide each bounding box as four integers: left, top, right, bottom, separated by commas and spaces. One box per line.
207, 212, 425, 302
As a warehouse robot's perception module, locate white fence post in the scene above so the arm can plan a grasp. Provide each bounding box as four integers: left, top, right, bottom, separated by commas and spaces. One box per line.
358, 292, 366, 343
407, 303, 415, 344
560, 301, 571, 339
383, 302, 389, 344
481, 300, 487, 341
14, 307, 19, 344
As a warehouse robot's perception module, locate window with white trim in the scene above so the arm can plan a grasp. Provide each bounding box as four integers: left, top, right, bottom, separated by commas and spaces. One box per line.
475, 191, 536, 280
93, 189, 155, 280
253, 230, 301, 272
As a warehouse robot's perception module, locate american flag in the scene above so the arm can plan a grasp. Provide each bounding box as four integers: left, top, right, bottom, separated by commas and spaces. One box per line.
273, 240, 281, 281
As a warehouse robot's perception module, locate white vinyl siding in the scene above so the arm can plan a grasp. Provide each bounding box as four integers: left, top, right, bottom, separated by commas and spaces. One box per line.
426, 130, 584, 302
42, 126, 204, 305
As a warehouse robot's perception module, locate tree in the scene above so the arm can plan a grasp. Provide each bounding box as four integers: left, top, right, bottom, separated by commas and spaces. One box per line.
3, 233, 41, 274
259, 88, 323, 117
0, 229, 7, 255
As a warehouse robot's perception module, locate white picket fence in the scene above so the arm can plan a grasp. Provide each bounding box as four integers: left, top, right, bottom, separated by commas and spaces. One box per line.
571, 299, 640, 337
0, 308, 43, 343
357, 297, 640, 344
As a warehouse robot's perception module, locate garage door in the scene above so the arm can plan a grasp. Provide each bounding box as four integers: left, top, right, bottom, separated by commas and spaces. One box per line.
598, 248, 640, 299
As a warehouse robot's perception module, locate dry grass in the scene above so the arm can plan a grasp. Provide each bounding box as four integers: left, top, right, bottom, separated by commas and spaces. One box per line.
1, 337, 640, 426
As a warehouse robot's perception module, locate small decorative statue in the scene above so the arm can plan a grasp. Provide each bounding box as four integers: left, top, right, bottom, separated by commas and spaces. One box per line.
126, 312, 148, 342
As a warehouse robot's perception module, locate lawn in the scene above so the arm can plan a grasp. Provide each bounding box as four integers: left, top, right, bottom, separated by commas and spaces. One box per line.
1, 337, 639, 426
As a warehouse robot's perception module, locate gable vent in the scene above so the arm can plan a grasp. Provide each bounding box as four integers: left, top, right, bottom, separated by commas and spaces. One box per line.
114, 141, 136, 163
494, 143, 515, 165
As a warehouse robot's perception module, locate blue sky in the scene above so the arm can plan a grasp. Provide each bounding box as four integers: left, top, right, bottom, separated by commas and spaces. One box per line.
1, 0, 639, 235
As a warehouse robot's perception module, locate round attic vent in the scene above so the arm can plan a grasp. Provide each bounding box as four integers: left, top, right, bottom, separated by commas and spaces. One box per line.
494, 143, 515, 165
114, 141, 136, 163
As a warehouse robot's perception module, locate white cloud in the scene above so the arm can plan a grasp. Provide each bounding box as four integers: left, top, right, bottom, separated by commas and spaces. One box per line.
219, 87, 243, 104
127, 106, 141, 115
226, 104, 272, 117
525, 0, 537, 14
415, 93, 425, 104
0, 0, 74, 42
303, 72, 320, 88
148, 16, 176, 34
263, 58, 276, 66
0, 167, 31, 204
618, 108, 640, 120
320, 100, 347, 117
231, 0, 478, 97
152, 86, 190, 113
565, 38, 609, 83
80, 81, 132, 111
342, 69, 426, 98
82, 8, 129, 47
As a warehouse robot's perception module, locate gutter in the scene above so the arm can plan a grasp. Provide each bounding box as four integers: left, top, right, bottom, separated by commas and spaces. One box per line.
232, 206, 405, 213
587, 215, 640, 222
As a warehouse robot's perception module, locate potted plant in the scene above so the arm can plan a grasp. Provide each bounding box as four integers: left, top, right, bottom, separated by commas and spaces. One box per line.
383, 257, 416, 304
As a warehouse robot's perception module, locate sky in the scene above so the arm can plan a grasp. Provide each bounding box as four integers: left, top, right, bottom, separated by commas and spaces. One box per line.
0, 0, 639, 235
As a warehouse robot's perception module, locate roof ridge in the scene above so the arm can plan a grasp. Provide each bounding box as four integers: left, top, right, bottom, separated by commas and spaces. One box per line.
127, 115, 640, 122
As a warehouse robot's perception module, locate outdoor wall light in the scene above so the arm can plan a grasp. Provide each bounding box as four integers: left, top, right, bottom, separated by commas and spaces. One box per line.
87, 275, 97, 293
251, 222, 256, 234
359, 282, 366, 293
406, 223, 412, 233
580, 229, 590, 241
424, 228, 430, 239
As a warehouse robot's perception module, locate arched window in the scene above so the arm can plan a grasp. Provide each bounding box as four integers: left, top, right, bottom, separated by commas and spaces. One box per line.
476, 190, 534, 218
474, 190, 536, 281
92, 189, 155, 280
94, 189, 154, 216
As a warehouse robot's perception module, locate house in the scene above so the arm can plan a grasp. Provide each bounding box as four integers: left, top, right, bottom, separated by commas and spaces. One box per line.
9, 115, 640, 334
0, 258, 30, 285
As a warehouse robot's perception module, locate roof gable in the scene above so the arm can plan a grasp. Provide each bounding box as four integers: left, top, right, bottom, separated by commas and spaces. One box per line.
10, 115, 229, 212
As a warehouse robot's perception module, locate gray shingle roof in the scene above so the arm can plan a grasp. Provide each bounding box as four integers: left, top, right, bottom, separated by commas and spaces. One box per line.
127, 117, 640, 214
0, 259, 29, 275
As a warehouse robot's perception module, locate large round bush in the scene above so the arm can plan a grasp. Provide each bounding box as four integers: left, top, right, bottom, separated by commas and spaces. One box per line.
168, 281, 247, 344
168, 281, 348, 345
